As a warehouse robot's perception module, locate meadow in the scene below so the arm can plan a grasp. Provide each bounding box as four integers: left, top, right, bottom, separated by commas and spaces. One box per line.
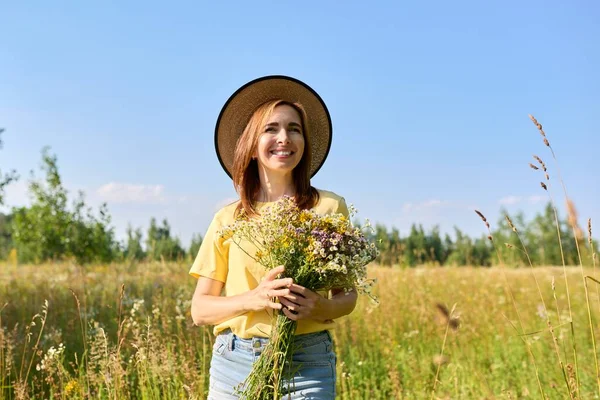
1, 261, 599, 399
1, 117, 598, 399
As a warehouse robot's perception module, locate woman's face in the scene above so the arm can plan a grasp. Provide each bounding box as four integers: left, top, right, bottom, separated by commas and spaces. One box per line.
255, 104, 305, 176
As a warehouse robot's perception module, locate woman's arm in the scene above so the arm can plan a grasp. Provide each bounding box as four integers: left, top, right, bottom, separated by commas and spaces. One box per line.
279, 286, 358, 323
191, 265, 294, 326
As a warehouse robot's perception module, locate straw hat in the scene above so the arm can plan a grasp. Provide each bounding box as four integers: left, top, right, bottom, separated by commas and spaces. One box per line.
214, 75, 332, 179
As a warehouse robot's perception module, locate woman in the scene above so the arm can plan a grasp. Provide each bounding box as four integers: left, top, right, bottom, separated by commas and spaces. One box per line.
190, 75, 356, 399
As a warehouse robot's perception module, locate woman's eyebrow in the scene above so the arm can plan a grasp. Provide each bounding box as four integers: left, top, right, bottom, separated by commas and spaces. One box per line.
265, 122, 301, 128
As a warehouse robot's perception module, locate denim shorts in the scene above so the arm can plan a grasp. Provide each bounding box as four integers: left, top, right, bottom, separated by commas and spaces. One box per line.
208, 329, 337, 399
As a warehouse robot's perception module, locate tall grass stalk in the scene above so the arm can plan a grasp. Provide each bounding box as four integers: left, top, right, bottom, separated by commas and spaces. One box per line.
542, 179, 586, 399
70, 289, 91, 398
474, 210, 546, 398
430, 303, 455, 400
550, 275, 569, 367
0, 303, 7, 396
21, 300, 48, 387
505, 210, 574, 398
533, 154, 581, 399
589, 219, 600, 312
530, 114, 600, 396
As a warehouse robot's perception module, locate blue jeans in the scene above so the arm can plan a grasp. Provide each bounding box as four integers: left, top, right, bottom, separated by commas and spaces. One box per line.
208, 329, 337, 399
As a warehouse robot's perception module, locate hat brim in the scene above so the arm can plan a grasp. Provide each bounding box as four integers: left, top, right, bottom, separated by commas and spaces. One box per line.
214, 75, 332, 179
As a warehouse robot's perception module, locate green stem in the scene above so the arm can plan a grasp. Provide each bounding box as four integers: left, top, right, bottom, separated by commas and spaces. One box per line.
239, 314, 297, 400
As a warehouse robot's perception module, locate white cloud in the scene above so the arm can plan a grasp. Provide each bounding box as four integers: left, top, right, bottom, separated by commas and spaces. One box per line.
402, 199, 447, 212
498, 195, 546, 206
528, 195, 545, 204
96, 183, 166, 204
423, 199, 443, 207
499, 196, 522, 205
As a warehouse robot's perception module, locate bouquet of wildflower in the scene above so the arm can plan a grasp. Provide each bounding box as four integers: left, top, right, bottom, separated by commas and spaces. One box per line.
219, 196, 379, 399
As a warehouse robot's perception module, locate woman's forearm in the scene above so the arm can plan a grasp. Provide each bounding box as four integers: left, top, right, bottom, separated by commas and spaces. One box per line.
191, 292, 251, 326
191, 267, 294, 327
317, 289, 358, 322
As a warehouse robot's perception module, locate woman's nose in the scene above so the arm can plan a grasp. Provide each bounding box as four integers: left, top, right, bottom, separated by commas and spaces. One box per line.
276, 129, 291, 144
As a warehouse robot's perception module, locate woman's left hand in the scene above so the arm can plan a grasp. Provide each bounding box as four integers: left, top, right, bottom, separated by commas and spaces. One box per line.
279, 284, 330, 322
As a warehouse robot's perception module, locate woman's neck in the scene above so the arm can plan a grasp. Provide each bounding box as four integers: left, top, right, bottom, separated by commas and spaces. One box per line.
257, 169, 295, 202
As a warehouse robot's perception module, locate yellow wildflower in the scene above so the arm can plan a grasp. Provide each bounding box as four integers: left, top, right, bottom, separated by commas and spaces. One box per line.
65, 379, 79, 396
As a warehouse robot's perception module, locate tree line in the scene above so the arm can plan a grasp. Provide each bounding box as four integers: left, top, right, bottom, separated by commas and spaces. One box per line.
364, 204, 597, 267
0, 134, 597, 266
0, 136, 202, 264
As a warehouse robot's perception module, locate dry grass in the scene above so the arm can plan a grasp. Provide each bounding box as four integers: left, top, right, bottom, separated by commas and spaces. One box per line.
1, 262, 599, 399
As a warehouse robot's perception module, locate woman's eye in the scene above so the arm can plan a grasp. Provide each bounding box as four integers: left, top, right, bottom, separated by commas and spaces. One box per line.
265, 127, 275, 133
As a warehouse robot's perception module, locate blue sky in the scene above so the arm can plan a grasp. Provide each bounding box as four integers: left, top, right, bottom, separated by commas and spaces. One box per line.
1, 1, 598, 247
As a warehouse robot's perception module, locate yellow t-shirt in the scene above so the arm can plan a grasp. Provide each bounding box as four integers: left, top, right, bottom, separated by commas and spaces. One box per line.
189, 189, 350, 339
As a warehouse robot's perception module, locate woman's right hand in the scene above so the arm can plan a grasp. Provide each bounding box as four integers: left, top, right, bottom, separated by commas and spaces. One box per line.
244, 265, 293, 312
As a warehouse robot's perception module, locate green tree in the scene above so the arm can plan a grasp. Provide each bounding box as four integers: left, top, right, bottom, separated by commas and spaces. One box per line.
426, 225, 445, 265
443, 233, 454, 264
73, 199, 119, 264
0, 212, 14, 259
404, 224, 428, 267
373, 223, 390, 265
472, 235, 493, 266
124, 224, 145, 261
12, 148, 72, 262
145, 217, 185, 261
531, 203, 580, 266
446, 227, 473, 266
0, 129, 19, 206
188, 233, 203, 260
11, 147, 119, 264
388, 227, 402, 266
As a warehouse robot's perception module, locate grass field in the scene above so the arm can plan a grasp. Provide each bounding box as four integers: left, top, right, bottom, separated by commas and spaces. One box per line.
1, 261, 599, 399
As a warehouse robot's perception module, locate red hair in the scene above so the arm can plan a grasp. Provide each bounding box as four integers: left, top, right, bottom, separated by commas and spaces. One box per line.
232, 100, 319, 216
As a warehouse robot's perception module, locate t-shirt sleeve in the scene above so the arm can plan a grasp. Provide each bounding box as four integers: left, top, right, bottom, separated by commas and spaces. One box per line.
336, 196, 350, 218
189, 214, 229, 282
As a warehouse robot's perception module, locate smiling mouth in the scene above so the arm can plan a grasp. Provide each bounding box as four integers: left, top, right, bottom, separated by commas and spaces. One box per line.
270, 150, 294, 156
